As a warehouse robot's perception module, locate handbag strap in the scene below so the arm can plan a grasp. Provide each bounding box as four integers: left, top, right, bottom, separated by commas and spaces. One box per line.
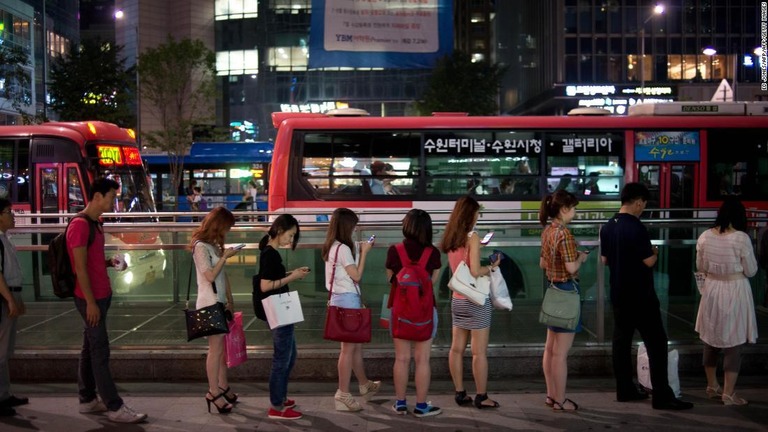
327, 243, 363, 303
187, 241, 218, 304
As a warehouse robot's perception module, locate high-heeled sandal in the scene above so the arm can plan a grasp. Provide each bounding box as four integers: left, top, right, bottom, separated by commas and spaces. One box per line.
206, 391, 233, 414
455, 390, 473, 406
552, 398, 579, 412
474, 393, 500, 409
219, 386, 238, 404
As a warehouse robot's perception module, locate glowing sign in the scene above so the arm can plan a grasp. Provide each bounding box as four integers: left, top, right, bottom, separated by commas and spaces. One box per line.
98, 145, 123, 165
122, 147, 143, 165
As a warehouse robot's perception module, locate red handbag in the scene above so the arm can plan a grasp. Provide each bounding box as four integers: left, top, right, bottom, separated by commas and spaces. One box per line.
323, 244, 372, 343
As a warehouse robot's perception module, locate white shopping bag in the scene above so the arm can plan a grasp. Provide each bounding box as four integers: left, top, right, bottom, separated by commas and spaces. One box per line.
489, 269, 513, 311
262, 291, 305, 329
637, 342, 681, 398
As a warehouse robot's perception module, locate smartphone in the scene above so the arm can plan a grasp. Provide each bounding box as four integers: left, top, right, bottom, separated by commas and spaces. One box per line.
232, 243, 246, 250
480, 232, 494, 245
488, 250, 502, 263
582, 245, 597, 254
368, 234, 376, 243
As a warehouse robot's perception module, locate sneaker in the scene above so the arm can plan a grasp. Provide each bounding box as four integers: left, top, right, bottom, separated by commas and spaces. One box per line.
79, 398, 108, 414
359, 380, 381, 401
413, 403, 442, 418
334, 389, 362, 411
267, 407, 302, 420
284, 398, 297, 408
107, 404, 147, 424
392, 402, 408, 415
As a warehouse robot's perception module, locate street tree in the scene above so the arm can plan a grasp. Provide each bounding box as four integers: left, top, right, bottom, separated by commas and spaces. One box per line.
49, 38, 135, 126
138, 36, 216, 210
0, 43, 36, 122
414, 51, 506, 116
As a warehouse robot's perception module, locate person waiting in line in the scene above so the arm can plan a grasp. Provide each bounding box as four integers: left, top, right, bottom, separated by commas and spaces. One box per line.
0, 199, 26, 417
600, 182, 694, 410
257, 214, 310, 420
385, 209, 442, 417
539, 190, 589, 411
190, 207, 241, 415
441, 196, 501, 409
322, 208, 381, 411
695, 197, 758, 406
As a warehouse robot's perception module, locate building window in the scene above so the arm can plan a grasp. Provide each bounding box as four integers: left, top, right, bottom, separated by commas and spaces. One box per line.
268, 46, 308, 71
215, 0, 259, 21
216, 50, 259, 76
272, 0, 311, 13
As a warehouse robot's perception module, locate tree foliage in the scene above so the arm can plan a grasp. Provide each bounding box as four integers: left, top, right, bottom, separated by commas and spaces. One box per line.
414, 51, 506, 116
0, 43, 35, 122
138, 36, 216, 210
48, 38, 135, 126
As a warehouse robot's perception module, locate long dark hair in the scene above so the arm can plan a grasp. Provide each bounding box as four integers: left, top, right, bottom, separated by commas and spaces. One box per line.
539, 190, 579, 226
714, 197, 747, 233
190, 207, 236, 253
258, 214, 300, 250
322, 208, 359, 261
402, 209, 433, 246
440, 195, 480, 253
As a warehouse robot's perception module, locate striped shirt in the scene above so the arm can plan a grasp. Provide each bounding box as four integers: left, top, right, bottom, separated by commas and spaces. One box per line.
540, 222, 579, 282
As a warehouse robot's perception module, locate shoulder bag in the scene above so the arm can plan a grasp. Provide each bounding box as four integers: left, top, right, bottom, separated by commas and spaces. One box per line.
538, 226, 581, 330
448, 236, 490, 305
323, 244, 372, 343
184, 242, 230, 341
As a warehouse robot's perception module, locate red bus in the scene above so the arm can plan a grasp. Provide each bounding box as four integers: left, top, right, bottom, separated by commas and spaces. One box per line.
269, 102, 768, 221
0, 121, 165, 296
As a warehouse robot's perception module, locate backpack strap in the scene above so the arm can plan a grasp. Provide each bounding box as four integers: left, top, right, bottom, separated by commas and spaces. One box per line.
394, 242, 411, 266
417, 246, 432, 269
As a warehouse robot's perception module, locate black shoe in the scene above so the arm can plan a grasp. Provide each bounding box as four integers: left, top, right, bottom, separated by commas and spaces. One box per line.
617, 390, 649, 402
0, 395, 28, 407
0, 406, 16, 416
653, 398, 693, 410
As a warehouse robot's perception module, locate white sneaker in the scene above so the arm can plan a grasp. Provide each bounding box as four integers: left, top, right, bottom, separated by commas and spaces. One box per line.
359, 380, 381, 401
107, 404, 147, 423
79, 398, 107, 414
334, 389, 362, 411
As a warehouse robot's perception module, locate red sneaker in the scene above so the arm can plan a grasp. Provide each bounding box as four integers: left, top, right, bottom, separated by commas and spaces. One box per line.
284, 399, 296, 408
268, 407, 302, 420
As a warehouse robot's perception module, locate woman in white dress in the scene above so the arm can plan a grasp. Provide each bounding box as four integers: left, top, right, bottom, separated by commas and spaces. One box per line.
695, 197, 758, 406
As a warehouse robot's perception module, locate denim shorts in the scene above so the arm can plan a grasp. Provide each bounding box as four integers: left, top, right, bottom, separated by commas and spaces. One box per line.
329, 292, 361, 309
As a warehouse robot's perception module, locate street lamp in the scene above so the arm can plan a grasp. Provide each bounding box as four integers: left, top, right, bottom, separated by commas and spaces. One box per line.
639, 4, 664, 102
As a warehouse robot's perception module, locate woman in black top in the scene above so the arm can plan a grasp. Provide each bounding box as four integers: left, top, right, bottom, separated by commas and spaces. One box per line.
257, 214, 310, 421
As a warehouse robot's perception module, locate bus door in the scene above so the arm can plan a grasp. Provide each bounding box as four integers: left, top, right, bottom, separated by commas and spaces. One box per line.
636, 162, 698, 297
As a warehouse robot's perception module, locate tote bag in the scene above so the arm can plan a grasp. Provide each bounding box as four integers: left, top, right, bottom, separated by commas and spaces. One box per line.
323, 244, 372, 343
262, 291, 305, 329
225, 312, 247, 368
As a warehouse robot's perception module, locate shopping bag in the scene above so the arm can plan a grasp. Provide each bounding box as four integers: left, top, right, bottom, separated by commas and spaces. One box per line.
224, 312, 247, 368
489, 269, 513, 311
637, 342, 681, 398
184, 302, 229, 341
261, 291, 305, 329
380, 294, 391, 329
323, 305, 372, 343
448, 261, 490, 305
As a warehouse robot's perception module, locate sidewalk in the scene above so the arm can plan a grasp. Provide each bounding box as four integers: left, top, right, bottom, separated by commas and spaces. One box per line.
1, 378, 765, 431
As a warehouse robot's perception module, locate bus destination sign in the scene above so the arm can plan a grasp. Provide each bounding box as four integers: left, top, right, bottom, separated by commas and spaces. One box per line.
97, 145, 123, 165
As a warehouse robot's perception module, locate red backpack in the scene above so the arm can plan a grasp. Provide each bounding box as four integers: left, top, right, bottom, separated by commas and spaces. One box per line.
390, 243, 435, 341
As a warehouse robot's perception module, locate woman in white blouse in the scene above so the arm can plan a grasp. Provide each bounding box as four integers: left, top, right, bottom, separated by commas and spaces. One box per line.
695, 197, 758, 406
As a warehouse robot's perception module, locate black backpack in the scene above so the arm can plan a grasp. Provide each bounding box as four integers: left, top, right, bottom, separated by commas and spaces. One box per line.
47, 214, 97, 299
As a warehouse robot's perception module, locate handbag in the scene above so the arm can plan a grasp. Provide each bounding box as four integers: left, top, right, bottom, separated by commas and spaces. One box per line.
184, 242, 230, 341
323, 244, 372, 343
448, 253, 490, 305
538, 282, 581, 330
262, 290, 305, 329
225, 311, 247, 368
489, 268, 513, 311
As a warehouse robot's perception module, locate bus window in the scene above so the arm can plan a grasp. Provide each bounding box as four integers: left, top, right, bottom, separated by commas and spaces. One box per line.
0, 139, 30, 203
706, 129, 768, 202
40, 168, 59, 213
545, 131, 624, 197
66, 167, 85, 213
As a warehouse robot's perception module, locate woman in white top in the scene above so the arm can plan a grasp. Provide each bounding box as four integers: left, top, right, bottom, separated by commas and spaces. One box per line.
190, 207, 241, 413
321, 208, 380, 411
695, 197, 758, 406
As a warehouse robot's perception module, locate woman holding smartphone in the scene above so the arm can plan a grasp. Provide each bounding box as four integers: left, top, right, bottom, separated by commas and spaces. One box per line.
257, 214, 310, 420
539, 189, 589, 411
190, 207, 240, 414
441, 196, 501, 409
322, 208, 380, 411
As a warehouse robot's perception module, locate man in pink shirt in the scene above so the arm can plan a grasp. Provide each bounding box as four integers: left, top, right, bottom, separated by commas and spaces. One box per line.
68, 177, 147, 424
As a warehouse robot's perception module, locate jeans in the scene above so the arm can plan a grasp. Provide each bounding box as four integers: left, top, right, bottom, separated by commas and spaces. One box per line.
0, 292, 21, 401
74, 295, 123, 411
269, 323, 297, 409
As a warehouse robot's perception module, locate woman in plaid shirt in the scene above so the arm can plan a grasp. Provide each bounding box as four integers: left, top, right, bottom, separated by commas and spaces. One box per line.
539, 190, 589, 411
